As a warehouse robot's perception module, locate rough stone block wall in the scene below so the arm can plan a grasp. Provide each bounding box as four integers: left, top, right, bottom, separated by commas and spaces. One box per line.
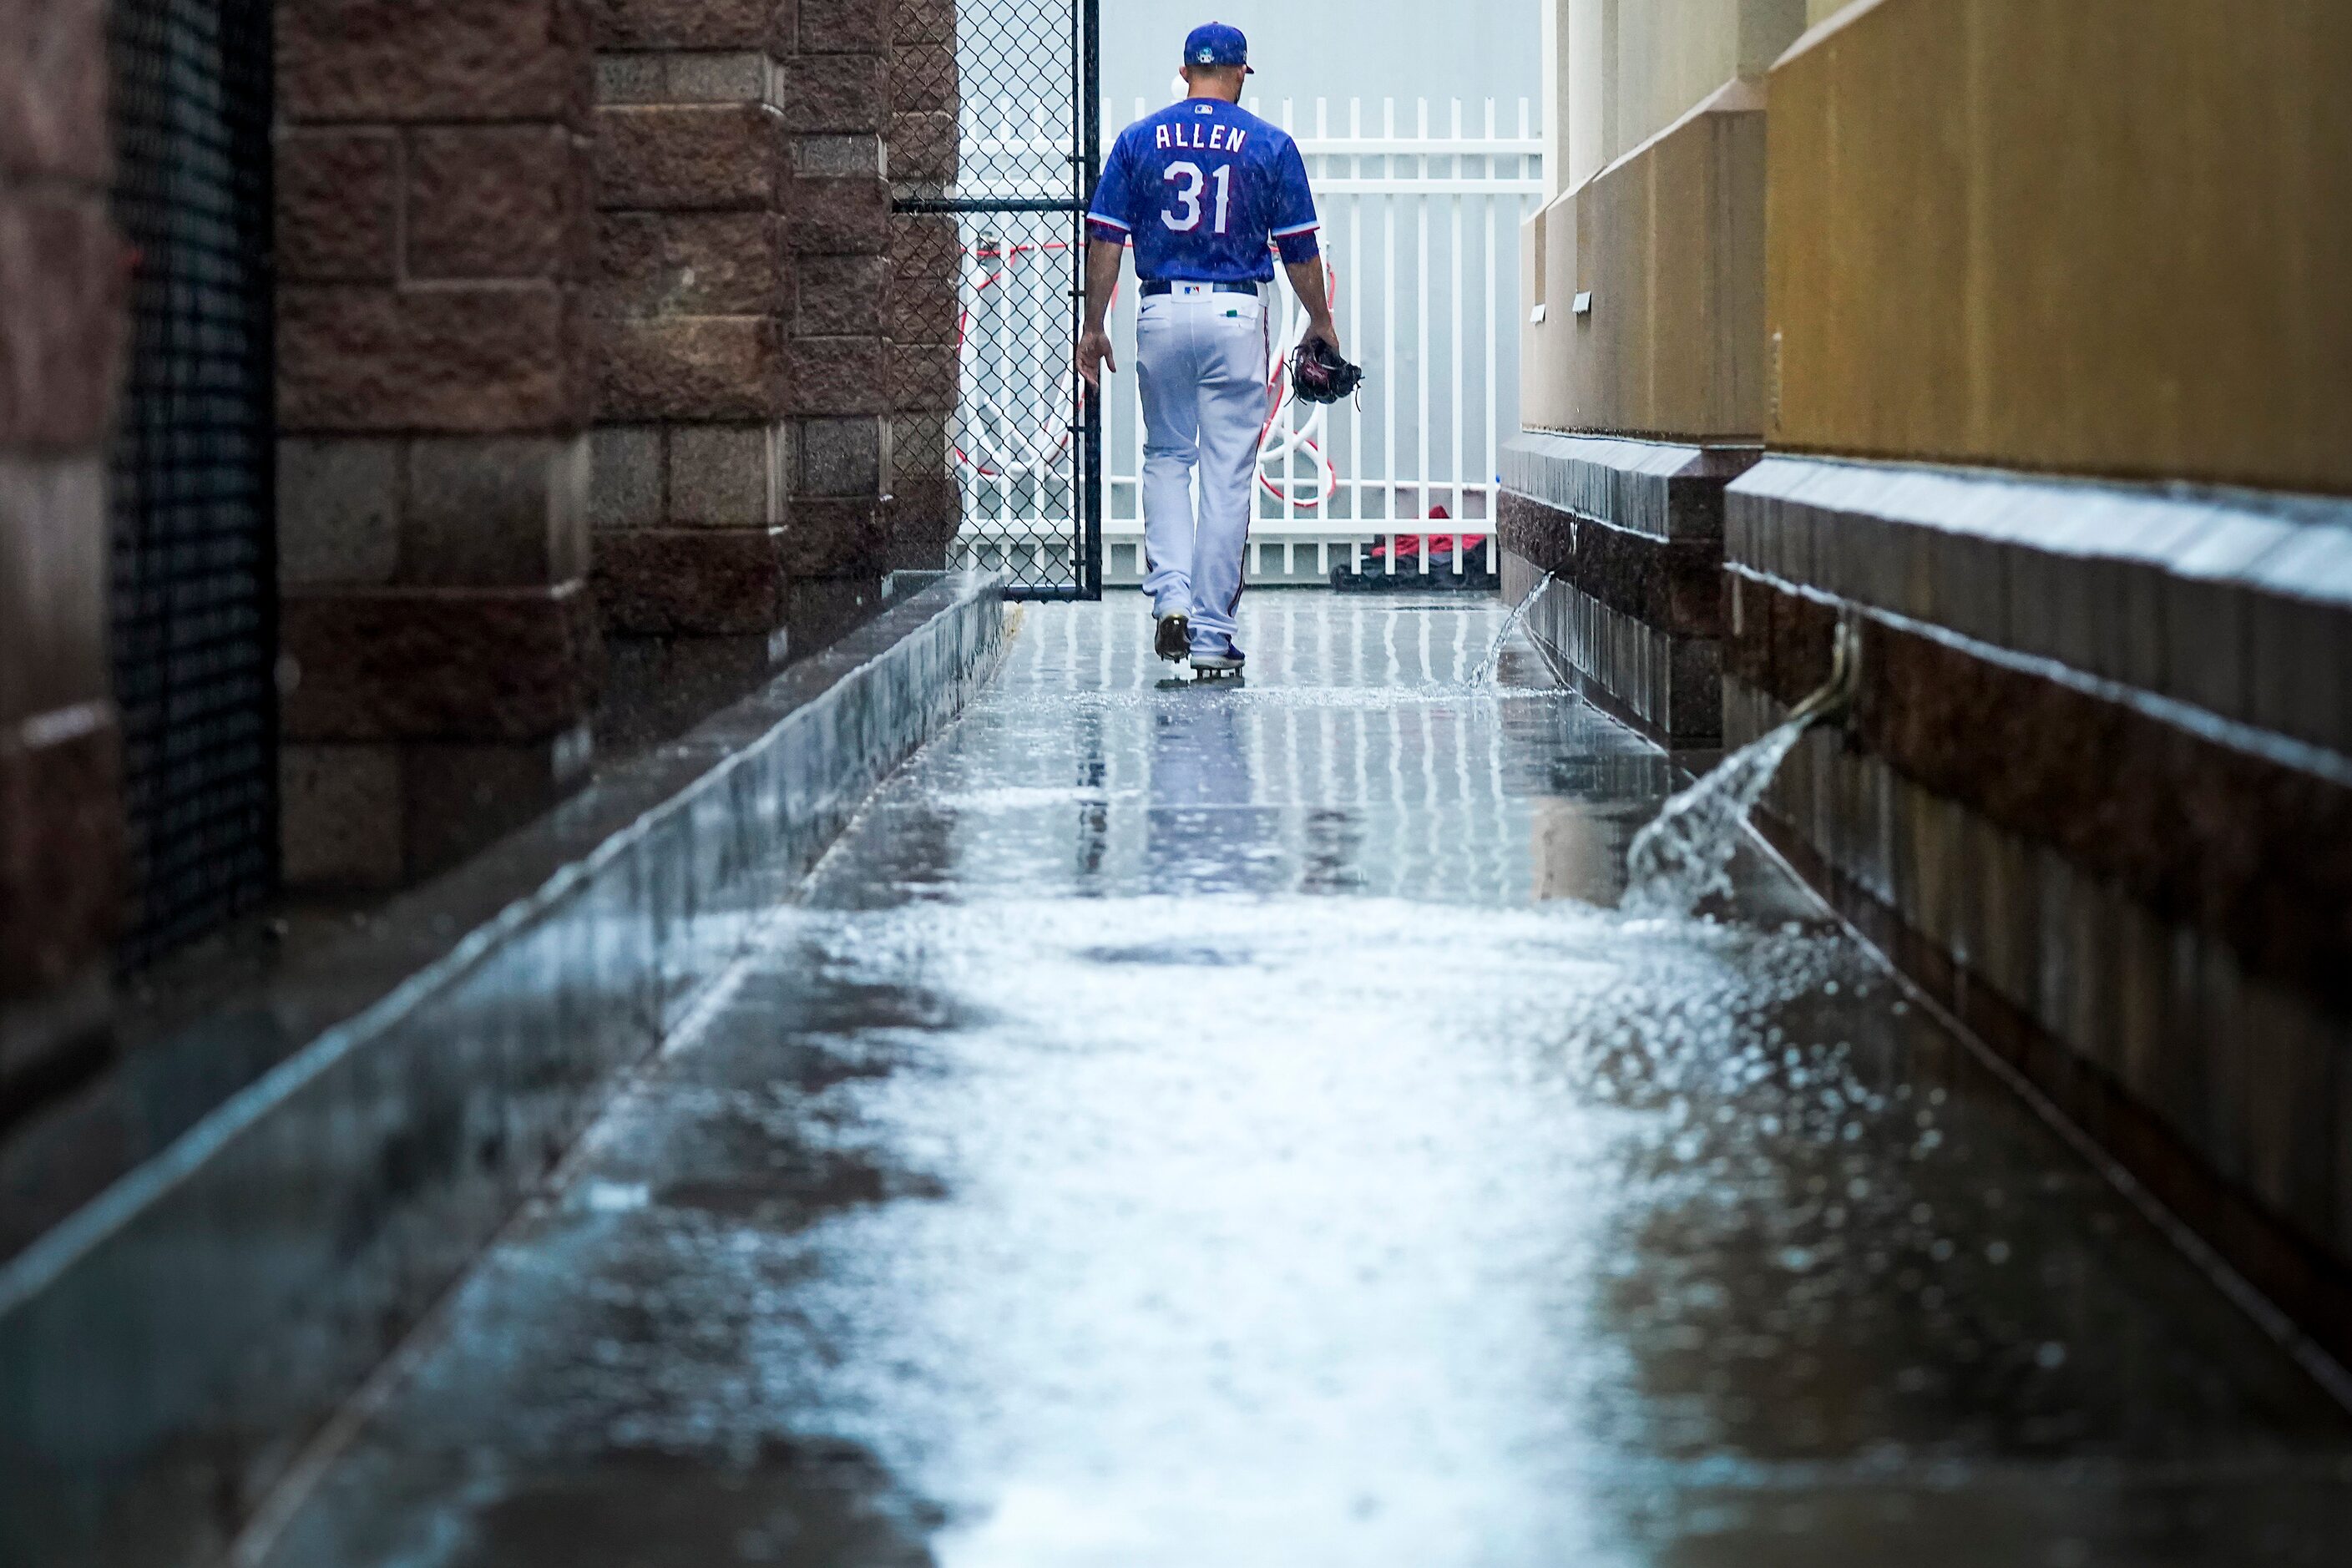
589, 2, 791, 657
585, 0, 957, 708
276, 1, 603, 889
883, 0, 962, 574
779, 1, 895, 592
0, 0, 125, 1087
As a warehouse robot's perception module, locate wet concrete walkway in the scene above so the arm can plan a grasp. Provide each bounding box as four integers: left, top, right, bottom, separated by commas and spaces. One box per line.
255, 597, 2352, 1566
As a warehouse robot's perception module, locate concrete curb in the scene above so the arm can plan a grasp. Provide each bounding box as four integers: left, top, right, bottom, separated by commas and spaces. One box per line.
0, 573, 1008, 1567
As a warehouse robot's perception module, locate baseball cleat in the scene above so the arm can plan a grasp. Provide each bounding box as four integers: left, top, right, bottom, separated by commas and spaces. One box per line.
1155, 610, 1191, 663
1190, 648, 1244, 680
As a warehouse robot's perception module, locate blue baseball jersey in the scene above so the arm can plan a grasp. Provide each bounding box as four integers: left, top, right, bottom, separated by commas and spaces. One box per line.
1087, 98, 1320, 283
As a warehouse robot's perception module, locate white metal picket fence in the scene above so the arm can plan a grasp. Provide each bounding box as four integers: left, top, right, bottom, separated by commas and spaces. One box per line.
947, 95, 1545, 589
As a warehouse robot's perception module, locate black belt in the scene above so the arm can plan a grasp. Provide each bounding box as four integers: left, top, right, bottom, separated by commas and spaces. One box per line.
1141, 280, 1260, 296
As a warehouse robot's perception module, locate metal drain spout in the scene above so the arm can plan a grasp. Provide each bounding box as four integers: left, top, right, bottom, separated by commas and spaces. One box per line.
1786, 616, 1861, 731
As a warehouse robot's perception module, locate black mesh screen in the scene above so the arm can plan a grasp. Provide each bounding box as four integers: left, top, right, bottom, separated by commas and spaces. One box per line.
107, 0, 277, 965
894, 0, 1100, 599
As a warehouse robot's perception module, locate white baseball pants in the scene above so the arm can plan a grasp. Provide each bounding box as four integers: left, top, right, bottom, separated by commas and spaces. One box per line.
1135, 284, 1268, 655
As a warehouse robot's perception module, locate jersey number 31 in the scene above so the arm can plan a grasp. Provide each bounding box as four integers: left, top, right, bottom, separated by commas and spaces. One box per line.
1161, 161, 1232, 235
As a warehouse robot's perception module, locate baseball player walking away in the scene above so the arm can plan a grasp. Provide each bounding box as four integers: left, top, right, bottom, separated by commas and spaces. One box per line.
1076, 22, 1342, 679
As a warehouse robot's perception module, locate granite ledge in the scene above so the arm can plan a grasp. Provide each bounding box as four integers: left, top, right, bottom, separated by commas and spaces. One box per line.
1503, 430, 1763, 543
1727, 455, 2352, 757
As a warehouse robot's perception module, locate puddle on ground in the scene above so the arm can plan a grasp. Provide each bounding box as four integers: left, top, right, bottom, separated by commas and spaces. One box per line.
255, 598, 2352, 1568
456, 1438, 940, 1568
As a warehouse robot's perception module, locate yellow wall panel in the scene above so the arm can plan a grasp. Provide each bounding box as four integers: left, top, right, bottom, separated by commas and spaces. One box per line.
1768, 0, 2352, 493
1539, 80, 1768, 441
1613, 0, 1742, 154
1563, 0, 1611, 193
1520, 210, 1560, 432
1522, 193, 1583, 433
1606, 0, 1807, 158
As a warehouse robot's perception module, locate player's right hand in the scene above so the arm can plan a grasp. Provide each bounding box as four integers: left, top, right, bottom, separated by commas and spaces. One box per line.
1077, 327, 1116, 387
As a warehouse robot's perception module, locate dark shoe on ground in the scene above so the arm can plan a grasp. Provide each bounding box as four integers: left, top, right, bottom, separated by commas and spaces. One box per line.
1155, 610, 1191, 664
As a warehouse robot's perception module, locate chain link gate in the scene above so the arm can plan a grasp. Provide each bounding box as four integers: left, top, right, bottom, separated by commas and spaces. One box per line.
107, 0, 278, 964
894, 0, 1102, 599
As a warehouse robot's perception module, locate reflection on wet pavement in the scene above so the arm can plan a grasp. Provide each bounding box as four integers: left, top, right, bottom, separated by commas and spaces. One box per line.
255, 597, 2352, 1567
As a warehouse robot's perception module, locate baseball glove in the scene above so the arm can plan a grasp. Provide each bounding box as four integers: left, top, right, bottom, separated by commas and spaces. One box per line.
1289, 336, 1364, 406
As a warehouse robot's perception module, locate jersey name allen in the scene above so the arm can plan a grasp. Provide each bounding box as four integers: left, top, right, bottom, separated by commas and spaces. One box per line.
1154, 121, 1247, 153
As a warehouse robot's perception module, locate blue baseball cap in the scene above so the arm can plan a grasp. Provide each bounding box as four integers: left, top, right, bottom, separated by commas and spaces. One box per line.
1183, 22, 1252, 72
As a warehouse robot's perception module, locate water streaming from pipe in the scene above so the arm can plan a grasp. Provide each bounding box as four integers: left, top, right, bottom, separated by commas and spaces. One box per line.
1621, 621, 1860, 917
1619, 716, 1811, 917
1471, 572, 1554, 685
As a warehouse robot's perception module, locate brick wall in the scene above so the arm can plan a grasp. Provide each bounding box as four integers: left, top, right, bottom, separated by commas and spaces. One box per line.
0, 0, 126, 1085
780, 3, 895, 594
886, 0, 962, 575
587, 0, 792, 673
275, 1, 603, 888
8, 0, 965, 922
584, 0, 960, 727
